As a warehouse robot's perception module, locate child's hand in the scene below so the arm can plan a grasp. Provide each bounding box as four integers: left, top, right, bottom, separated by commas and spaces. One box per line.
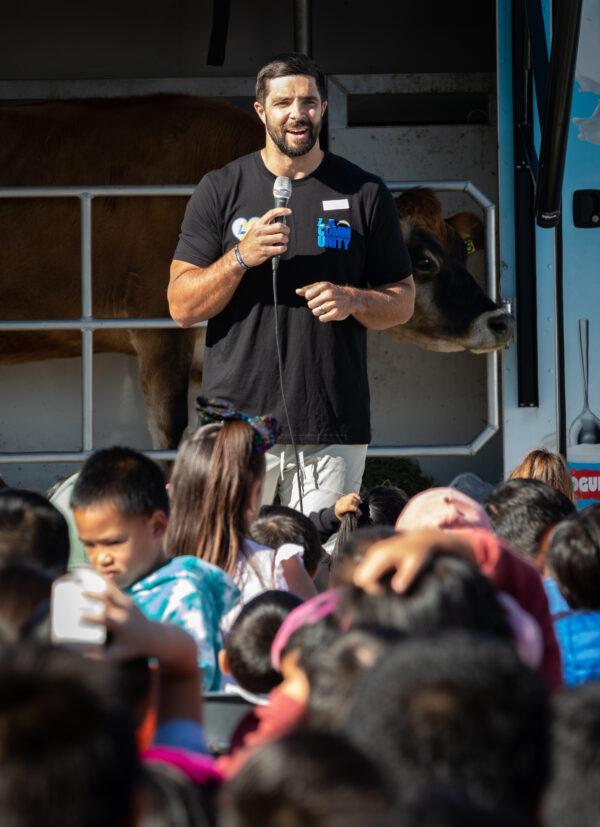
84, 582, 153, 662
334, 492, 362, 520
353, 529, 475, 595
85, 581, 202, 727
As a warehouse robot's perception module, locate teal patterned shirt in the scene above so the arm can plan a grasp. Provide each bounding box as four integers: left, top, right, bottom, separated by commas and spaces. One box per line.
125, 555, 240, 691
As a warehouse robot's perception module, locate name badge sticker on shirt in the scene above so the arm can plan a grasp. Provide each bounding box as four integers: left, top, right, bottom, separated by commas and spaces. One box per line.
322, 199, 350, 211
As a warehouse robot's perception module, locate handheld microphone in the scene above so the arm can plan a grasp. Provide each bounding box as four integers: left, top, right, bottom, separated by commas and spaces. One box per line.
272, 176, 292, 274
270, 173, 304, 510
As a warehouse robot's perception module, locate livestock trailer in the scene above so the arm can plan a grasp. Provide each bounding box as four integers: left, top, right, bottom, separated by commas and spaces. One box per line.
497, 0, 600, 507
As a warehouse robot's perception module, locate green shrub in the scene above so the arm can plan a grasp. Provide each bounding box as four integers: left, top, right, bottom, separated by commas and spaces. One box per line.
361, 457, 433, 498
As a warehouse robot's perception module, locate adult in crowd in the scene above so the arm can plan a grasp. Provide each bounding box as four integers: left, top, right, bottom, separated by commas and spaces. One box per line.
508, 447, 575, 502
168, 52, 414, 516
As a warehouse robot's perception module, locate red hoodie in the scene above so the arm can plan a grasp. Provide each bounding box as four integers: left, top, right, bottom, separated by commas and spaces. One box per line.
217, 685, 305, 777
453, 527, 562, 692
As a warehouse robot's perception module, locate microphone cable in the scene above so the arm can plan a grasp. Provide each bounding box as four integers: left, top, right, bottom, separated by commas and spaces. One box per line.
272, 253, 304, 514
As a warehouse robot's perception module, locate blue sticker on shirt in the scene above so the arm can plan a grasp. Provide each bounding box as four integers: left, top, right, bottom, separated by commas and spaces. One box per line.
317, 217, 351, 251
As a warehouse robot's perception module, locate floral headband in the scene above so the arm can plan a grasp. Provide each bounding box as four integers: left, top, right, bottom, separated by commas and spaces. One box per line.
195, 397, 281, 455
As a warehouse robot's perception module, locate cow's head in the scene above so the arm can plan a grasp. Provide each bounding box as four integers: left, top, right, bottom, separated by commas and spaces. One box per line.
389, 188, 514, 353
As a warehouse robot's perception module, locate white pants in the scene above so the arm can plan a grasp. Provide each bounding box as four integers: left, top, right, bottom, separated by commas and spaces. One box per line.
262, 443, 368, 516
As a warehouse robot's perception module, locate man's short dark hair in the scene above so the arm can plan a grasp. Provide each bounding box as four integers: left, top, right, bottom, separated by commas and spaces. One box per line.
220, 730, 393, 827
0, 488, 70, 575
545, 682, 600, 827
255, 52, 327, 104
0, 643, 139, 827
485, 478, 575, 559
547, 504, 600, 609
225, 590, 302, 694
70, 446, 169, 517
344, 633, 549, 819
252, 505, 323, 577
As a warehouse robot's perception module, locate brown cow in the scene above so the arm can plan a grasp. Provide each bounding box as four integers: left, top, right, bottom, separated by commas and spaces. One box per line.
0, 96, 512, 451
1, 95, 263, 450
393, 188, 513, 353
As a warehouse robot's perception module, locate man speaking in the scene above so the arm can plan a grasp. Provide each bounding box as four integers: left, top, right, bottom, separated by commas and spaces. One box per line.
168, 52, 415, 516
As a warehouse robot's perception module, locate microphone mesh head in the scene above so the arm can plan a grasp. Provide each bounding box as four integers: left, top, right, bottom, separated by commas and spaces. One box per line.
273, 176, 292, 201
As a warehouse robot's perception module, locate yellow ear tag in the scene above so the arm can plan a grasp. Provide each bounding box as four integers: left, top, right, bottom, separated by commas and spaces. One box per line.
464, 236, 476, 256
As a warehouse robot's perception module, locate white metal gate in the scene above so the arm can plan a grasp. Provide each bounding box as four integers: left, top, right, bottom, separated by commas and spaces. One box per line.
0, 179, 499, 465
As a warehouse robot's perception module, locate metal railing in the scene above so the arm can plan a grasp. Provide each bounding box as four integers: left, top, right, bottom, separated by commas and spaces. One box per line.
0, 180, 499, 464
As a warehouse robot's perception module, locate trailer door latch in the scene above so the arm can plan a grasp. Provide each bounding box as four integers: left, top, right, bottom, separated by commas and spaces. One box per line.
573, 190, 600, 228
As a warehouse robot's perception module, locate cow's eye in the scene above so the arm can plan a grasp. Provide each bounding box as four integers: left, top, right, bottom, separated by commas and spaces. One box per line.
415, 256, 433, 270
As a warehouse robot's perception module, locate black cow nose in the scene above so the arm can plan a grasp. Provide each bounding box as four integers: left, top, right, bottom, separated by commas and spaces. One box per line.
487, 313, 510, 335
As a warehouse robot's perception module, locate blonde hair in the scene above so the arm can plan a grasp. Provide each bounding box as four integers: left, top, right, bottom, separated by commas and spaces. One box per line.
509, 449, 574, 502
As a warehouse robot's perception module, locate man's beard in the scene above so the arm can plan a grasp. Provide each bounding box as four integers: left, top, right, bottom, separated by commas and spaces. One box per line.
266, 118, 320, 158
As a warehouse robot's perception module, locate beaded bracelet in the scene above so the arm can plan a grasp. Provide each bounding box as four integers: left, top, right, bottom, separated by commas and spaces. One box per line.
233, 244, 249, 271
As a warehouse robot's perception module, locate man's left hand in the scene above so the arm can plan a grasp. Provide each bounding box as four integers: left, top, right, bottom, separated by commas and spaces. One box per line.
296, 281, 355, 322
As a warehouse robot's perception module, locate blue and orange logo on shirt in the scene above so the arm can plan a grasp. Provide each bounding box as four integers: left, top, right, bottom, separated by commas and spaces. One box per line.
232, 217, 260, 240
317, 218, 351, 251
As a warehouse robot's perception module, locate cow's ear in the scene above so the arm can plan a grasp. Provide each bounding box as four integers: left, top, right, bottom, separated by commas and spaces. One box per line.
446, 212, 484, 255
394, 192, 413, 242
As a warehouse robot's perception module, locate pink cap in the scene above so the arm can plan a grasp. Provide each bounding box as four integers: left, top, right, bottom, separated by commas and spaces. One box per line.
396, 487, 493, 533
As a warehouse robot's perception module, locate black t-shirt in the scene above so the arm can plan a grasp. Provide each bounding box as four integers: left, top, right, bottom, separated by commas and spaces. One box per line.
174, 151, 412, 443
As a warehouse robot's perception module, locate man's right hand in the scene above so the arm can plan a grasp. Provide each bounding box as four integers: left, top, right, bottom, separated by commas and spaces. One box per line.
238, 207, 291, 268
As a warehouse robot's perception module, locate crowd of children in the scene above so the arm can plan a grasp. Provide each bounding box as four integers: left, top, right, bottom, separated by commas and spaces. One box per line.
1, 414, 600, 825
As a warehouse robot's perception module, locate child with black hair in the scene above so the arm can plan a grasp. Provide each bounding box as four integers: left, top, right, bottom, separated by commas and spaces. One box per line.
219, 590, 303, 700
329, 525, 397, 586
0, 561, 52, 645
218, 617, 339, 778
251, 505, 324, 579
344, 633, 549, 821
339, 551, 515, 646
138, 760, 217, 827
545, 682, 600, 827
71, 446, 240, 690
485, 477, 575, 567
0, 597, 220, 827
301, 625, 405, 732
220, 730, 394, 827
403, 791, 529, 827
0, 487, 70, 575
0, 642, 140, 827
546, 504, 600, 685
334, 485, 407, 549
309, 486, 407, 550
